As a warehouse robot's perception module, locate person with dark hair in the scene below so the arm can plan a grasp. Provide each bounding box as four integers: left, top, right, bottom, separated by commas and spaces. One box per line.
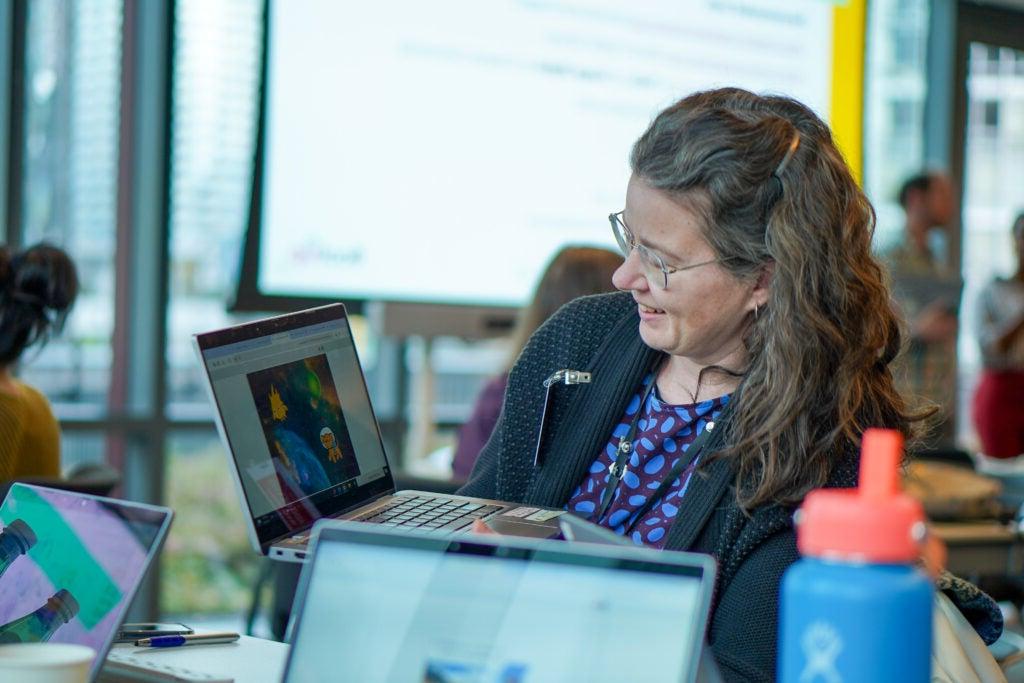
882, 170, 960, 440
898, 171, 944, 211
0, 243, 78, 482
451, 246, 622, 479
459, 89, 1000, 680
972, 213, 1024, 458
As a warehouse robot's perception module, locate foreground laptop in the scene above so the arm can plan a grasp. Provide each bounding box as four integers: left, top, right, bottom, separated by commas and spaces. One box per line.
0, 483, 172, 682
194, 304, 565, 562
284, 521, 716, 683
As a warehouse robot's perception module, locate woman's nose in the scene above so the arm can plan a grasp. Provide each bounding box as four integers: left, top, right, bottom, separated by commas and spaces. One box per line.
612, 250, 648, 292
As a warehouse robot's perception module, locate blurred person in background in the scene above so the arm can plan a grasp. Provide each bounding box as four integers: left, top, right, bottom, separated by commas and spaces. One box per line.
881, 171, 961, 443
451, 245, 622, 480
0, 243, 78, 482
972, 212, 1024, 459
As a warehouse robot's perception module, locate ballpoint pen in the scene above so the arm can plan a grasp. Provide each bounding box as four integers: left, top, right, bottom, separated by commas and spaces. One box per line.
134, 631, 240, 648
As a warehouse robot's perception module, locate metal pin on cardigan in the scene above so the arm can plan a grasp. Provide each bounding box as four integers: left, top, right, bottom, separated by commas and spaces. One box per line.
532, 369, 592, 467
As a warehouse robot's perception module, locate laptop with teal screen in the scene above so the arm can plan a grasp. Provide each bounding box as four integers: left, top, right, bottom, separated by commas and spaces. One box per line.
0, 483, 172, 681
283, 521, 717, 683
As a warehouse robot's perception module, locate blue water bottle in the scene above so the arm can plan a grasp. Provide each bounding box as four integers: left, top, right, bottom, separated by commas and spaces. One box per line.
779, 429, 933, 682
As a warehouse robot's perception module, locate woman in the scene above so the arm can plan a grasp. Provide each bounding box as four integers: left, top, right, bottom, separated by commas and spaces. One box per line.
0, 243, 78, 482
460, 88, 999, 680
972, 212, 1024, 458
451, 245, 622, 479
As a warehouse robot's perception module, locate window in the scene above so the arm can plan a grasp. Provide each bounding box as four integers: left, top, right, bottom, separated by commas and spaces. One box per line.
986, 45, 1001, 74
166, 0, 264, 417
162, 0, 265, 619
889, 0, 927, 69
162, 432, 261, 617
959, 43, 1024, 446
983, 100, 1000, 130
891, 99, 917, 132
18, 0, 122, 417
865, 0, 929, 245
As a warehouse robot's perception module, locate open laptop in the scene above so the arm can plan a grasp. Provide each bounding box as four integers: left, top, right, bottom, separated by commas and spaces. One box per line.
194, 304, 565, 562
283, 521, 717, 683
0, 483, 172, 682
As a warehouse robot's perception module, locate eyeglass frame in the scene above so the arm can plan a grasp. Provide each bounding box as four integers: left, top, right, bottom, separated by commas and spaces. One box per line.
608, 211, 725, 289
610, 131, 799, 289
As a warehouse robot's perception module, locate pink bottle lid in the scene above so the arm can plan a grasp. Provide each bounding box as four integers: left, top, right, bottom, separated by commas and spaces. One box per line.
797, 428, 924, 563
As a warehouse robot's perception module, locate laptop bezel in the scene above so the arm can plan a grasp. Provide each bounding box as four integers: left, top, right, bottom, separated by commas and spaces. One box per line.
193, 303, 397, 553
283, 520, 717, 683
0, 483, 174, 682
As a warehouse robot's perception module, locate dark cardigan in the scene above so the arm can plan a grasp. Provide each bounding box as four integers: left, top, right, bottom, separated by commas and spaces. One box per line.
459, 291, 824, 680
460, 291, 1002, 682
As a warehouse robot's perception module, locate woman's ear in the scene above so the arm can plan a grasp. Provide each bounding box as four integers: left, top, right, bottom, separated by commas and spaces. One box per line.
752, 260, 775, 309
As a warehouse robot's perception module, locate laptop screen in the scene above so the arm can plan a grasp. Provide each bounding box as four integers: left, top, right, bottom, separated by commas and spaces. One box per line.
0, 484, 172, 680
285, 525, 714, 683
195, 305, 393, 547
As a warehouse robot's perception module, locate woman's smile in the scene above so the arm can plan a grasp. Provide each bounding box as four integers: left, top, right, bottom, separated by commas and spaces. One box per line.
636, 301, 665, 318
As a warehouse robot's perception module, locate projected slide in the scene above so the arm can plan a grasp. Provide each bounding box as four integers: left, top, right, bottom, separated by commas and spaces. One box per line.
258, 0, 835, 306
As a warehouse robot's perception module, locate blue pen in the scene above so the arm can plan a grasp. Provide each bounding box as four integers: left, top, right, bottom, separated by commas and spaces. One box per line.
135, 631, 240, 648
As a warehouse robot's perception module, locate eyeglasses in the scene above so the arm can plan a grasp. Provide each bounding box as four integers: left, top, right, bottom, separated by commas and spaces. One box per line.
609, 211, 723, 289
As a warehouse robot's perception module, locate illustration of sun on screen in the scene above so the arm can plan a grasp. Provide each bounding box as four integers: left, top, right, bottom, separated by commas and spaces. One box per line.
270, 384, 288, 421
247, 354, 361, 504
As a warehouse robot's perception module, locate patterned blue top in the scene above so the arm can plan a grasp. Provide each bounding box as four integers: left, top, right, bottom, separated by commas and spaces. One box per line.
565, 373, 730, 549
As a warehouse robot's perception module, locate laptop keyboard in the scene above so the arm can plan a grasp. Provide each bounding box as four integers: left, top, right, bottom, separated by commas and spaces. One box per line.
353, 496, 503, 534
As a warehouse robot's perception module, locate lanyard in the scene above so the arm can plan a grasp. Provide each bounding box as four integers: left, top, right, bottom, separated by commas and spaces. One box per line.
593, 381, 733, 535
593, 373, 658, 523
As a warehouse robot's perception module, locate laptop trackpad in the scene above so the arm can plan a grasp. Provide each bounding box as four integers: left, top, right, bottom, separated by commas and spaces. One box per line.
485, 518, 560, 538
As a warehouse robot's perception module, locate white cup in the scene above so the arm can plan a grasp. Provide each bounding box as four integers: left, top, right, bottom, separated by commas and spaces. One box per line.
0, 643, 95, 683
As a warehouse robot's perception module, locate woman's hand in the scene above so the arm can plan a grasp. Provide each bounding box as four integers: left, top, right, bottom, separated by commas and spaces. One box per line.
471, 519, 499, 535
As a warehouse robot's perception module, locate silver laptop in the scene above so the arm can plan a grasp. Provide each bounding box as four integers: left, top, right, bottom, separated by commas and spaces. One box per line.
194, 304, 565, 562
283, 521, 716, 683
0, 483, 172, 682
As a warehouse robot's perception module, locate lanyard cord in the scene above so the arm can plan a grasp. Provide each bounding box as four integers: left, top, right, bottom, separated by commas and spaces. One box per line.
593, 372, 658, 523
592, 379, 734, 535
622, 401, 731, 535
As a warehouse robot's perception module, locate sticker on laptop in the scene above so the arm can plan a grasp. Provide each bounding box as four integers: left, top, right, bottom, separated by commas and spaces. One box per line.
525, 510, 565, 522
502, 507, 539, 518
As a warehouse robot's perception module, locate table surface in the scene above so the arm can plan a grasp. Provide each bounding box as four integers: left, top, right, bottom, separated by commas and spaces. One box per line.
930, 520, 1023, 577
99, 636, 290, 683
92, 524, 1019, 681
932, 520, 1020, 543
